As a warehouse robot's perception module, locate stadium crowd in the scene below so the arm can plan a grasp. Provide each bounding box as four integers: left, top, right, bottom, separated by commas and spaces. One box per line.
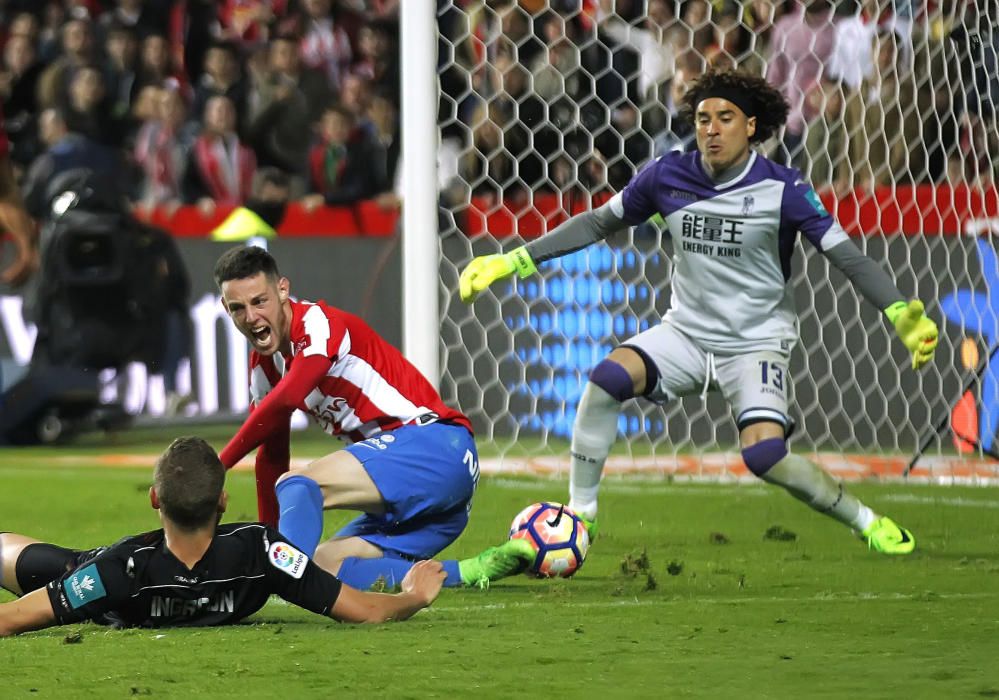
441, 0, 995, 203
0, 0, 993, 225
0, 0, 402, 219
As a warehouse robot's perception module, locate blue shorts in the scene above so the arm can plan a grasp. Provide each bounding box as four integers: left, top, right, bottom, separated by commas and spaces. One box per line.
339, 422, 479, 559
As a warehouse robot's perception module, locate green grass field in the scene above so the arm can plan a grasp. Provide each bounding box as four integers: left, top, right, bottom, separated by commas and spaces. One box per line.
2, 428, 999, 698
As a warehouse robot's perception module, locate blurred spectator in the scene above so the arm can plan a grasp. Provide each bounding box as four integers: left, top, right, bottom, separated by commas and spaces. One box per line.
130, 83, 164, 123
352, 19, 399, 103
248, 165, 293, 228
37, 17, 95, 109
597, 0, 676, 104
7, 12, 40, 45
246, 34, 332, 178
918, 30, 960, 184
827, 0, 877, 93
183, 94, 256, 211
339, 72, 373, 133
63, 64, 125, 147
462, 51, 554, 197
297, 0, 353, 91
216, 0, 290, 49
0, 33, 43, 161
134, 86, 196, 208
102, 21, 139, 120
21, 107, 118, 218
97, 0, 171, 39
652, 62, 697, 155
885, 0, 915, 66
134, 32, 187, 96
951, 2, 999, 184
37, 4, 68, 64
367, 87, 400, 202
530, 10, 582, 106
704, 1, 758, 73
191, 41, 249, 133
488, 1, 543, 67
802, 77, 848, 192
766, 0, 837, 166
682, 0, 715, 62
302, 102, 385, 208
847, 28, 922, 189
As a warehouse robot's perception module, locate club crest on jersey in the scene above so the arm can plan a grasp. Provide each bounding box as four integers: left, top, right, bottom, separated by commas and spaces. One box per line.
742, 195, 755, 215
63, 564, 107, 609
268, 542, 308, 579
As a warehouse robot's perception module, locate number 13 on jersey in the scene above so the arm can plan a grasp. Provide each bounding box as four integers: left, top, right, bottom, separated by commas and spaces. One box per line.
759, 360, 785, 392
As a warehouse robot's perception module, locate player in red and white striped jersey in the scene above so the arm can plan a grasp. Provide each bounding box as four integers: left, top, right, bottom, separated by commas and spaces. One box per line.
214, 246, 532, 590
244, 295, 471, 446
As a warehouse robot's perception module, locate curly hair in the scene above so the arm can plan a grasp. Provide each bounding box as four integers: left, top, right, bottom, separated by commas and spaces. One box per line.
679, 69, 790, 144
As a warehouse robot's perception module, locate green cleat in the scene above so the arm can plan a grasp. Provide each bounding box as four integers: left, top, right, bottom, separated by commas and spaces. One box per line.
458, 539, 536, 588
578, 515, 599, 542
862, 516, 915, 555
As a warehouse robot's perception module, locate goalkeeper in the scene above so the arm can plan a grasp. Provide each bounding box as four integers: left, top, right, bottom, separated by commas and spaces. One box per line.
460, 69, 938, 555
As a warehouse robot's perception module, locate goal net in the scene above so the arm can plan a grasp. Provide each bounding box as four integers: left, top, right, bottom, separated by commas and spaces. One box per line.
432, 1, 999, 481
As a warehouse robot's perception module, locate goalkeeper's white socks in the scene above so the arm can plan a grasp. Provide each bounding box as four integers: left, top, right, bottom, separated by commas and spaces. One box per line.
761, 453, 877, 532
568, 382, 621, 521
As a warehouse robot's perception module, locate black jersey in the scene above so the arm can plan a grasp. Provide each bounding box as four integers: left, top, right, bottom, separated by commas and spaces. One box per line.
45, 523, 342, 628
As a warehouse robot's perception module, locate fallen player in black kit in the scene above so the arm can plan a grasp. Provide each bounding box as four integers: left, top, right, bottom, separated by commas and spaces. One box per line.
0, 437, 445, 636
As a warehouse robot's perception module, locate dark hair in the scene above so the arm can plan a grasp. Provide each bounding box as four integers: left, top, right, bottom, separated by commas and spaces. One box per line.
213, 245, 280, 288
680, 69, 790, 144
153, 437, 225, 530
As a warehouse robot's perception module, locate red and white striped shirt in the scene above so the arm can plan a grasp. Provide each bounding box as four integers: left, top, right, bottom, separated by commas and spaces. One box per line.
219, 298, 472, 524
249, 298, 469, 444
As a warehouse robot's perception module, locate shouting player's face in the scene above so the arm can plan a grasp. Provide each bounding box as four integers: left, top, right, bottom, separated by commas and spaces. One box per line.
695, 97, 756, 175
221, 272, 291, 356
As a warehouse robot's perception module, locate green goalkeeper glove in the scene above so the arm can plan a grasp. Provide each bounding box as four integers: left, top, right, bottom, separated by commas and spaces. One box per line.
885, 299, 939, 371
459, 246, 537, 303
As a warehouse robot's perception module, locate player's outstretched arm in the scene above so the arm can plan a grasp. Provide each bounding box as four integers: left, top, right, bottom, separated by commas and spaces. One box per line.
0, 588, 57, 637
328, 560, 445, 624
819, 241, 938, 371
459, 201, 628, 303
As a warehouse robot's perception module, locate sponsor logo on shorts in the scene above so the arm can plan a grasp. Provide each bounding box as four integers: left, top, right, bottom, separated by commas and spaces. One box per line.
63, 564, 107, 609
268, 542, 308, 579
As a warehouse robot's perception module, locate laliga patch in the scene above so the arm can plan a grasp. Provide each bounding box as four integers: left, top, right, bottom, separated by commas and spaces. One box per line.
62, 564, 107, 609
803, 187, 829, 216
268, 541, 308, 579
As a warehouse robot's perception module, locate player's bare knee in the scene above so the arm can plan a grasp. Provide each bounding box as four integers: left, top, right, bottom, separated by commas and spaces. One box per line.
312, 545, 345, 576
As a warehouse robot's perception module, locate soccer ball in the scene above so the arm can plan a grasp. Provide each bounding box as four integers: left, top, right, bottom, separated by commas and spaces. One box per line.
509, 502, 590, 578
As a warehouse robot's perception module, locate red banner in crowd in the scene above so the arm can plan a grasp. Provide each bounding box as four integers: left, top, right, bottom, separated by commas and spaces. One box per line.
132, 184, 999, 238
462, 185, 999, 238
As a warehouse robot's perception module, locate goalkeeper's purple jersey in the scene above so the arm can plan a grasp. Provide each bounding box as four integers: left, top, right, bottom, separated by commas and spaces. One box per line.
609, 150, 849, 353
